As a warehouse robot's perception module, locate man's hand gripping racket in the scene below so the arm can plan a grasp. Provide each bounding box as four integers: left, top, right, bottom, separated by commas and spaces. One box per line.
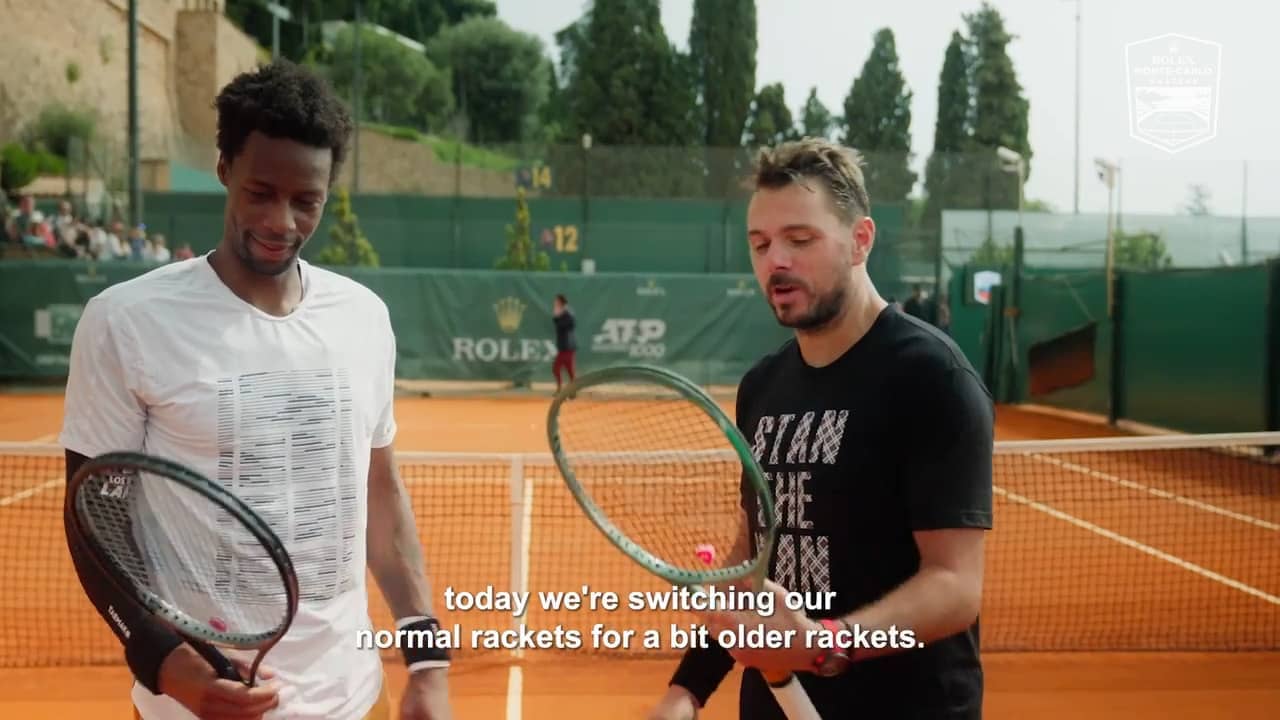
546, 365, 823, 720
65, 452, 299, 692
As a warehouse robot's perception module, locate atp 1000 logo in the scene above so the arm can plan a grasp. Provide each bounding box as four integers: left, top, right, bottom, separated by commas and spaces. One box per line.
591, 318, 666, 359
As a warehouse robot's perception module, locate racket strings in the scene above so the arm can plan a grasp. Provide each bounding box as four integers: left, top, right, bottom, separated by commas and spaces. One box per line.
75, 468, 289, 644
555, 384, 759, 575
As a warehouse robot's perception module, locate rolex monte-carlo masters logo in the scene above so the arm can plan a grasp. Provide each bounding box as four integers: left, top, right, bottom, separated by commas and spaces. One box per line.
451, 296, 559, 364
1125, 33, 1221, 154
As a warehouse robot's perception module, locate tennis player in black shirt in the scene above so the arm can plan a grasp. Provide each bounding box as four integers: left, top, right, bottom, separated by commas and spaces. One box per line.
648, 138, 994, 719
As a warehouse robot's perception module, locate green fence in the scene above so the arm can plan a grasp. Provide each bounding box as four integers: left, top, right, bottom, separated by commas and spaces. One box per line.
951, 259, 1280, 434
1117, 266, 1271, 434
136, 192, 909, 283
0, 260, 790, 388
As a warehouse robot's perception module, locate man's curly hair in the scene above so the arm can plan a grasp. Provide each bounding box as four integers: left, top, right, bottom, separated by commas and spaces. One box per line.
214, 60, 354, 184
751, 138, 872, 224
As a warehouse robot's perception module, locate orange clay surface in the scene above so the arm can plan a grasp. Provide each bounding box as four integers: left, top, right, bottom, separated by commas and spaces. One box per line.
0, 393, 1275, 718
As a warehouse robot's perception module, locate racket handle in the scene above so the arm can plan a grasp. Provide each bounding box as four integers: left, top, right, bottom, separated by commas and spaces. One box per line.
188, 639, 243, 684
763, 670, 822, 720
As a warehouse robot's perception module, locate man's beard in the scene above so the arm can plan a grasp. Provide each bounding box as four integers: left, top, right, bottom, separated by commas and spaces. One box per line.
775, 284, 847, 330
235, 231, 299, 276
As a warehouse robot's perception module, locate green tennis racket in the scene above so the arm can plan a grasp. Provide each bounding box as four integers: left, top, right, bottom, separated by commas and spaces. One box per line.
546, 364, 821, 720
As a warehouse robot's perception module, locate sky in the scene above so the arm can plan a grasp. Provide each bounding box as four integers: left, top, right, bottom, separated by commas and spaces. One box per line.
492, 0, 1279, 219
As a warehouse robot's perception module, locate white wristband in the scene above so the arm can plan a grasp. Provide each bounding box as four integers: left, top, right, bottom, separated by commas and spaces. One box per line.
395, 615, 432, 631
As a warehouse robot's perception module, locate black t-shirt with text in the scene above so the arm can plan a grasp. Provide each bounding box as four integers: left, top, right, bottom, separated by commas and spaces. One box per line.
731, 304, 994, 719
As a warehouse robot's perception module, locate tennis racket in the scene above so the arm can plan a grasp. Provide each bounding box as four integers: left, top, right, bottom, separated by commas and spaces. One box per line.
65, 451, 299, 686
546, 365, 822, 720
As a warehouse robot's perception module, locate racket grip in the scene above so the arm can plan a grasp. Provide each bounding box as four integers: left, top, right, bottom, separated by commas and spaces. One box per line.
763, 670, 822, 720
188, 640, 243, 684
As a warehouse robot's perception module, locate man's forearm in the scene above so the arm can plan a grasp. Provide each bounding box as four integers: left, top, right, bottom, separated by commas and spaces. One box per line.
836, 566, 982, 661
367, 460, 435, 619
63, 494, 183, 692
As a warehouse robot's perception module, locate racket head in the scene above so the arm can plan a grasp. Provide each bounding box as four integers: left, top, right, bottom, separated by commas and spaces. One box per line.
66, 451, 299, 654
546, 364, 780, 588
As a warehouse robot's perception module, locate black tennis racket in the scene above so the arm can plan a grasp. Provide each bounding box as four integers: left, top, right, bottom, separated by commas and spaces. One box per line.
65, 451, 298, 686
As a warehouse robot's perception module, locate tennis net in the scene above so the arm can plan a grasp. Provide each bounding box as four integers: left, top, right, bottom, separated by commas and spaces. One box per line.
1, 432, 1277, 669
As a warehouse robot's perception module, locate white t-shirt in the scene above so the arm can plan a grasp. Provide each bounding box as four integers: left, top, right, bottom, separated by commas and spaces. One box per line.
60, 253, 397, 719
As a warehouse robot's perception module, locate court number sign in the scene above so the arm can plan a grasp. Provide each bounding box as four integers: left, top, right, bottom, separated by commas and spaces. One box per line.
540, 225, 580, 254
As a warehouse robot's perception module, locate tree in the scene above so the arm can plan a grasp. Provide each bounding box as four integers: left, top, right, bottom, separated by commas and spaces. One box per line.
1, 144, 40, 194
318, 25, 454, 132
380, 0, 496, 44
426, 17, 553, 144
800, 87, 835, 140
315, 188, 380, 266
934, 32, 972, 154
1183, 184, 1211, 215
743, 83, 797, 148
555, 0, 698, 147
1114, 230, 1173, 269
922, 30, 972, 228
922, 6, 1030, 231
967, 3, 1031, 179
969, 236, 1014, 266
495, 188, 550, 270
841, 28, 916, 204
688, 0, 756, 147
688, 0, 756, 197
548, 0, 703, 198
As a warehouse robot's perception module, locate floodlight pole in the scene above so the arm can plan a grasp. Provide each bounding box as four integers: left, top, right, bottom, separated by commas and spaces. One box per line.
1095, 158, 1119, 318
264, 2, 293, 61
128, 0, 141, 227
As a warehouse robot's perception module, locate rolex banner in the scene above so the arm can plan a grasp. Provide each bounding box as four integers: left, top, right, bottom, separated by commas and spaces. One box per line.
0, 261, 790, 388
336, 267, 791, 387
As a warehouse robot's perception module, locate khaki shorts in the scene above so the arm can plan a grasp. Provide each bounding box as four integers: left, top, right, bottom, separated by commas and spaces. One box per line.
133, 671, 392, 719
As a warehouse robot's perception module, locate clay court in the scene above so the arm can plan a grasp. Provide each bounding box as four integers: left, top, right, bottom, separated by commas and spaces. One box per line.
1, 392, 1277, 719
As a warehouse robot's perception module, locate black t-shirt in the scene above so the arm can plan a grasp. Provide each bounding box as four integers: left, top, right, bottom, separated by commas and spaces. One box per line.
672, 304, 994, 719
553, 309, 576, 352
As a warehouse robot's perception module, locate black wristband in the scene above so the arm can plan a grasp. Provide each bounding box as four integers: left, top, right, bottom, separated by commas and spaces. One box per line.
64, 512, 183, 696
126, 621, 185, 695
669, 643, 735, 707
396, 616, 451, 671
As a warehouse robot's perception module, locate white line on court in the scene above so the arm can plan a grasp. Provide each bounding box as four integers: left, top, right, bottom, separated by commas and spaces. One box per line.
1024, 452, 1279, 531
506, 665, 523, 720
0, 477, 63, 507
994, 485, 1280, 606
28, 433, 57, 443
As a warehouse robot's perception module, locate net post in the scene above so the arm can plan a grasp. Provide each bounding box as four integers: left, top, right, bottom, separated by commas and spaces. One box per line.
508, 455, 531, 661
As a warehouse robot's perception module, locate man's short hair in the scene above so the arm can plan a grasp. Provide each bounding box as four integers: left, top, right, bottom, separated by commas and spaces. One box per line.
214, 60, 354, 184
750, 138, 872, 224
555, 294, 567, 304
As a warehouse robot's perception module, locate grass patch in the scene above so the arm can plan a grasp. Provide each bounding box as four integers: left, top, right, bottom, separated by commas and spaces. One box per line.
363, 123, 521, 172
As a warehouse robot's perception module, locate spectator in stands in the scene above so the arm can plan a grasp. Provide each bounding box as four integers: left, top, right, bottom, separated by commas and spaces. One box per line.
5, 194, 36, 243
552, 293, 577, 391
53, 200, 77, 243
31, 211, 55, 247
173, 242, 195, 261
146, 232, 171, 263
936, 294, 952, 335
85, 220, 108, 259
903, 284, 929, 322
21, 215, 47, 247
105, 220, 127, 259
128, 224, 147, 261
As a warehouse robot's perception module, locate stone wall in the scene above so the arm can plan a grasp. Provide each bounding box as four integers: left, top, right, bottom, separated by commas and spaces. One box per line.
0, 0, 260, 184
334, 130, 519, 198
0, 0, 514, 196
